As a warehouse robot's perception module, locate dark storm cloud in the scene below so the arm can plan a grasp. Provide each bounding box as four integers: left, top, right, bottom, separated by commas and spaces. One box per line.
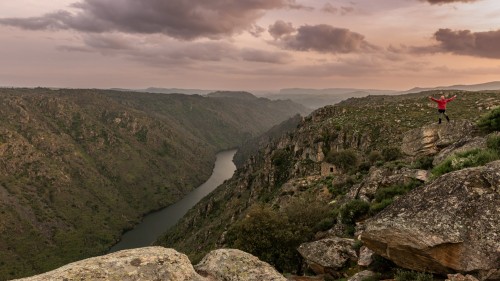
59, 34, 291, 65
276, 24, 377, 54
412, 28, 500, 59
0, 0, 303, 40
268, 20, 296, 39
422, 0, 479, 4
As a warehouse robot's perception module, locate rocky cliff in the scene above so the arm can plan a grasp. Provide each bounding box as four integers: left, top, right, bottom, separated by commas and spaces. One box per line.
159, 90, 500, 280
361, 161, 500, 279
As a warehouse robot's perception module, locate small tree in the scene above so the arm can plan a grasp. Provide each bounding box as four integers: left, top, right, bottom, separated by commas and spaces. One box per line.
478, 107, 500, 133
225, 205, 298, 273
325, 149, 359, 172
382, 147, 402, 161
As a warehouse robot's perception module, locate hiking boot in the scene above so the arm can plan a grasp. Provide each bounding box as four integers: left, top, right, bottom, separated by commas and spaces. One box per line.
438, 118, 442, 124
446, 116, 450, 122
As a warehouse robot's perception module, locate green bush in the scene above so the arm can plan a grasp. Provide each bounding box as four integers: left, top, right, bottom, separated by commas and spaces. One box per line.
486, 134, 500, 152
369, 180, 421, 215
394, 269, 433, 281
271, 149, 293, 187
369, 198, 393, 214
432, 148, 499, 177
339, 200, 370, 225
478, 107, 500, 133
368, 151, 383, 164
225, 205, 297, 272
412, 156, 434, 170
374, 180, 421, 203
326, 149, 360, 172
226, 198, 335, 274
381, 147, 402, 162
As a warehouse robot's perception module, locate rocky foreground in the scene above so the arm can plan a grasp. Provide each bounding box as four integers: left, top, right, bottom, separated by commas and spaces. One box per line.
13, 247, 286, 281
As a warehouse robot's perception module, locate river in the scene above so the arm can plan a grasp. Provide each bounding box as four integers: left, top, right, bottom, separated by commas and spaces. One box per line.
108, 149, 237, 253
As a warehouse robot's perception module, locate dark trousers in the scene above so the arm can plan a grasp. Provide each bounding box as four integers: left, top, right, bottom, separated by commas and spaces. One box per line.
438, 109, 449, 123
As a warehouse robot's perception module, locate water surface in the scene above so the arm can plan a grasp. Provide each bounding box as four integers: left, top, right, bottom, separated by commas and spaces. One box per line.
109, 149, 237, 252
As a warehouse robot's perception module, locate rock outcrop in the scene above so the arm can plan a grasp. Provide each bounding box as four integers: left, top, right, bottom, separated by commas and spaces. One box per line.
401, 120, 476, 157
195, 249, 287, 281
432, 136, 487, 165
14, 247, 287, 281
14, 247, 204, 281
347, 167, 430, 201
360, 161, 500, 277
297, 237, 357, 276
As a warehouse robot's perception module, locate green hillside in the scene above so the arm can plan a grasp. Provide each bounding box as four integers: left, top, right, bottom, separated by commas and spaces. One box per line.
0, 88, 308, 280
158, 90, 500, 275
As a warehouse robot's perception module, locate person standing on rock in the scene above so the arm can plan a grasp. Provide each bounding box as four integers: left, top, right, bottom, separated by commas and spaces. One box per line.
429, 94, 457, 124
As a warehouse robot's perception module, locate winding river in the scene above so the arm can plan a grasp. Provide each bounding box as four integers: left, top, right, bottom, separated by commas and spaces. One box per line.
109, 149, 237, 253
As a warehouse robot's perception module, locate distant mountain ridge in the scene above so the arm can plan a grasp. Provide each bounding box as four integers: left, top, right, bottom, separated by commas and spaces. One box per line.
402, 81, 500, 94
108, 81, 500, 110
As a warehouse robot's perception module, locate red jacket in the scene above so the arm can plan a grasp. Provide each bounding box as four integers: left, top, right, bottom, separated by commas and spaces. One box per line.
430, 96, 456, 110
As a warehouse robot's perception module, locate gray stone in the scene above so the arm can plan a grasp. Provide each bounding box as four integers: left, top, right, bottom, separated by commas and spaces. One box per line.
401, 120, 475, 157
348, 270, 377, 281
361, 161, 500, 278
298, 237, 357, 275
357, 246, 374, 267
195, 249, 287, 281
446, 273, 479, 281
13, 247, 206, 281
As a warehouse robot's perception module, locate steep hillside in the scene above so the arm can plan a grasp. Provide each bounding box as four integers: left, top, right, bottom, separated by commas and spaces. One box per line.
158, 90, 500, 279
0, 88, 308, 280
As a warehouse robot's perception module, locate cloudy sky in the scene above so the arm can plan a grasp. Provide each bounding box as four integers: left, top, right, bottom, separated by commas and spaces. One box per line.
1, 0, 499, 91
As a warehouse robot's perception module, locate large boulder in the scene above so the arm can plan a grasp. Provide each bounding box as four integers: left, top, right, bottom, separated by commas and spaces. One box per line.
195, 249, 287, 281
401, 120, 476, 157
360, 161, 500, 278
297, 237, 357, 276
13, 247, 206, 281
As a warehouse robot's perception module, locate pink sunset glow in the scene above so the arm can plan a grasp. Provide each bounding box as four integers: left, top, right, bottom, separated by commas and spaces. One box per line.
0, 0, 499, 90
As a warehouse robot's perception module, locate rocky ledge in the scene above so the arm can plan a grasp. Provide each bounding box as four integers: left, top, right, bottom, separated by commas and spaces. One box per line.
361, 161, 500, 280
13, 247, 286, 281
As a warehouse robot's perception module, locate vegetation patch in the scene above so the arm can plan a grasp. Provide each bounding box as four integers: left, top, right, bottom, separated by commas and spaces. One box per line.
325, 149, 360, 172
432, 148, 499, 177
394, 269, 433, 281
478, 107, 500, 133
226, 198, 333, 274
369, 180, 422, 215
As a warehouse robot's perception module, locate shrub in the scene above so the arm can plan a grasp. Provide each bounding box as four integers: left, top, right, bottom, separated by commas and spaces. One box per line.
226, 198, 336, 274
369, 180, 421, 215
478, 107, 500, 133
394, 269, 433, 281
326, 149, 360, 172
412, 156, 434, 170
382, 147, 402, 162
373, 180, 421, 203
339, 199, 370, 225
225, 205, 297, 272
368, 151, 383, 164
486, 134, 500, 152
369, 198, 393, 215
432, 148, 499, 177
271, 149, 293, 187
